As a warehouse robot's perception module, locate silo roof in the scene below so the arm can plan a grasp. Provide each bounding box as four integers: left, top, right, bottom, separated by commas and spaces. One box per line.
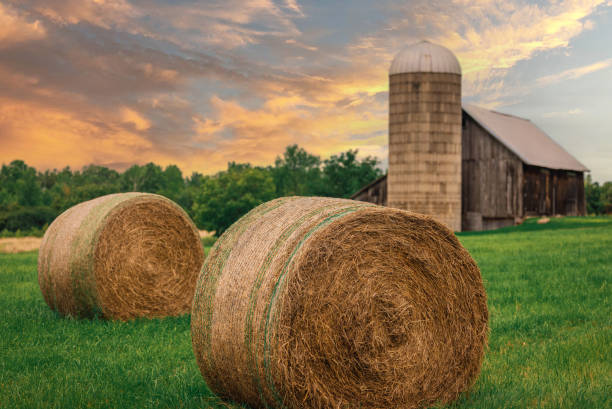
463, 104, 589, 172
390, 40, 461, 75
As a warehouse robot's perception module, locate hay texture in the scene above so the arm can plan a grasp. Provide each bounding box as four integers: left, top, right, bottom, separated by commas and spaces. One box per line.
38, 193, 204, 320
191, 196, 488, 409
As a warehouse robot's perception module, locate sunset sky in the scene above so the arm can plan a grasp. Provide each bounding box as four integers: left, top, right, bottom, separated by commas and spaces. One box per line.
0, 0, 610, 181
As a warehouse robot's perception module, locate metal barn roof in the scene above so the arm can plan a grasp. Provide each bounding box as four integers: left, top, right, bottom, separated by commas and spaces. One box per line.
463, 104, 589, 172
390, 40, 461, 75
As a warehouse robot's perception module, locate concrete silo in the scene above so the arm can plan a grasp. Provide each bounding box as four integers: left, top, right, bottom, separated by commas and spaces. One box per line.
388, 40, 462, 231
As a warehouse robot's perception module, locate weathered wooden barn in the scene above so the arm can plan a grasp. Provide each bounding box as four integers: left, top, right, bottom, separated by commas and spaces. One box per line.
351, 40, 588, 232
352, 104, 588, 231
460, 104, 587, 230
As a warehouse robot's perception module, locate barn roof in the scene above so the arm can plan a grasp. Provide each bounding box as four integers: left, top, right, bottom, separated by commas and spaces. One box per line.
463, 104, 589, 172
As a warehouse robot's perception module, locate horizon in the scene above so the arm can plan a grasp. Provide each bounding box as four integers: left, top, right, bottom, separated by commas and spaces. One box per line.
1, 0, 611, 183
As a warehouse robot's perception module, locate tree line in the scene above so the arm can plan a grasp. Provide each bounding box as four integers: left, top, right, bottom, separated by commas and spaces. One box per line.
0, 145, 383, 236
585, 175, 612, 215
2, 147, 609, 238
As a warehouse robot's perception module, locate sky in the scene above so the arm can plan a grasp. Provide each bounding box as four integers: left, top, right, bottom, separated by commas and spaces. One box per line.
0, 0, 610, 182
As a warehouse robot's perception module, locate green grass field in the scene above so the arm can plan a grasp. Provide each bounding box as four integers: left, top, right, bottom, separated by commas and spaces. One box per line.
1, 217, 610, 409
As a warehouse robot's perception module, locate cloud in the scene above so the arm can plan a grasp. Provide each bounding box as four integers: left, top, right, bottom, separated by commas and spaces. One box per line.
541, 108, 584, 118
285, 38, 318, 51
10, 0, 136, 29
192, 93, 387, 167
0, 0, 331, 174
436, 0, 607, 101
120, 107, 151, 131
9, 0, 304, 50
284, 0, 304, 16
0, 98, 154, 171
0, 3, 46, 48
0, 0, 609, 178
127, 0, 304, 49
536, 58, 612, 86
356, 0, 608, 105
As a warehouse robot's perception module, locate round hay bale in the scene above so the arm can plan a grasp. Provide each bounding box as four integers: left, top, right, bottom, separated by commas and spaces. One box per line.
38, 193, 204, 320
191, 197, 488, 409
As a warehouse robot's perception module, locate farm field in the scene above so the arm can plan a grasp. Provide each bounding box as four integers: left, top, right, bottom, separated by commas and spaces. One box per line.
0, 217, 610, 409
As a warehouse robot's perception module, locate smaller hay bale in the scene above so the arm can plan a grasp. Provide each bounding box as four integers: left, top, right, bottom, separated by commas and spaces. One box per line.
191, 196, 489, 409
38, 193, 204, 320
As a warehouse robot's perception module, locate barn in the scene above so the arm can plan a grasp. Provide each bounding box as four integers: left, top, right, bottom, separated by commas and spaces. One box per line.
351, 41, 588, 231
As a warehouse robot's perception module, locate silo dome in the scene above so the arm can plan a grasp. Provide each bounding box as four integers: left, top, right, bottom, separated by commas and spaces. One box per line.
390, 40, 461, 75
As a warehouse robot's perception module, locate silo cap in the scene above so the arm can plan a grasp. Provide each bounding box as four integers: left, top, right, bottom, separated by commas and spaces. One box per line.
390, 40, 461, 75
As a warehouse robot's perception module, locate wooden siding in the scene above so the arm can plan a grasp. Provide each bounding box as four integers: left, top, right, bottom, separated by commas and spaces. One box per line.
461, 113, 523, 231
523, 166, 585, 216
351, 175, 387, 206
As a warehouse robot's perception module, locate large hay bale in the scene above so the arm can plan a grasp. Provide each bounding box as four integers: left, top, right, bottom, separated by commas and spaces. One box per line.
191, 197, 488, 409
38, 193, 204, 320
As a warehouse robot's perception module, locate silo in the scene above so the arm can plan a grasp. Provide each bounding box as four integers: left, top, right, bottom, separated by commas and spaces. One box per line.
388, 40, 462, 231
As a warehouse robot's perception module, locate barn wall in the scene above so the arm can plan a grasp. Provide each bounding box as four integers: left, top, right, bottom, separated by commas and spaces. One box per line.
352, 176, 387, 206
461, 113, 523, 231
523, 166, 585, 216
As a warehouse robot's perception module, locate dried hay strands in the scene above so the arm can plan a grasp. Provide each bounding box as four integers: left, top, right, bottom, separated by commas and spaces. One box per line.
191, 196, 488, 409
38, 193, 204, 320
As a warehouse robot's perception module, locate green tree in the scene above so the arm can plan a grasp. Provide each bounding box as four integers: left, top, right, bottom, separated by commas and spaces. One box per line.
177, 172, 204, 218
72, 165, 121, 204
585, 175, 603, 214
0, 160, 43, 208
273, 145, 321, 196
319, 149, 383, 198
79, 165, 120, 186
601, 181, 612, 214
121, 163, 165, 193
186, 172, 204, 188
42, 166, 75, 210
140, 163, 165, 192
193, 163, 275, 235
0, 160, 56, 233
38, 165, 122, 211
160, 165, 184, 201
121, 165, 145, 191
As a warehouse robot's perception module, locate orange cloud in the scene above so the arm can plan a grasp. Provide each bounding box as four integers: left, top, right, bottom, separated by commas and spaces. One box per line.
0, 3, 46, 48
1, 0, 608, 179
120, 107, 151, 131
27, 0, 135, 29
192, 93, 387, 168
0, 98, 154, 171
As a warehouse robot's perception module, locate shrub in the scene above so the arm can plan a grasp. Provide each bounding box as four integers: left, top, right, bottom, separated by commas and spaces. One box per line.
0, 206, 57, 232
